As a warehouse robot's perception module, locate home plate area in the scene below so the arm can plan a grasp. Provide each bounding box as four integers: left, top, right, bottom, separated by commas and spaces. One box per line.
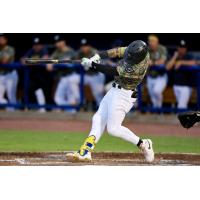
0, 152, 199, 166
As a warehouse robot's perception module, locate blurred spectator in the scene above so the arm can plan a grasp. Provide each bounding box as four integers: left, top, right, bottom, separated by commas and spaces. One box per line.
0, 34, 18, 110
51, 35, 79, 112
166, 40, 196, 109
21, 37, 49, 113
147, 34, 168, 109
76, 39, 105, 107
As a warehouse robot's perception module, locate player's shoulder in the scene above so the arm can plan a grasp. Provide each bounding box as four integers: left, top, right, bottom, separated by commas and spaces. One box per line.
158, 44, 167, 51
4, 45, 15, 54
90, 47, 98, 53
158, 44, 167, 54
4, 45, 14, 51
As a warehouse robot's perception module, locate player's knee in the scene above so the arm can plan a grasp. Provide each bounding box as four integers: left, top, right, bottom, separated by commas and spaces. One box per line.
107, 124, 119, 137
153, 88, 163, 99
153, 87, 161, 95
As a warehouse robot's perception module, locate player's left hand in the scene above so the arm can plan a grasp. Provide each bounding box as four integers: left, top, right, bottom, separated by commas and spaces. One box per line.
81, 54, 100, 71
90, 54, 101, 63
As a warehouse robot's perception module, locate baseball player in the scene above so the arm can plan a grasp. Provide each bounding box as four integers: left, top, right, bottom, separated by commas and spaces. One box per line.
147, 35, 168, 109
0, 34, 18, 110
22, 37, 49, 113
67, 40, 154, 163
50, 35, 79, 113
166, 40, 196, 109
76, 39, 105, 107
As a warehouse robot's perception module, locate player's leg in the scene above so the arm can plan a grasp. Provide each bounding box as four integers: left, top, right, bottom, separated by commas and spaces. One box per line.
106, 89, 154, 162
66, 89, 111, 161
35, 88, 46, 113
174, 85, 192, 109
147, 76, 157, 108
66, 73, 80, 105
89, 73, 105, 106
54, 77, 69, 105
88, 97, 108, 142
152, 75, 168, 108
5, 71, 19, 110
63, 74, 81, 113
0, 75, 7, 104
173, 85, 181, 106
106, 89, 140, 145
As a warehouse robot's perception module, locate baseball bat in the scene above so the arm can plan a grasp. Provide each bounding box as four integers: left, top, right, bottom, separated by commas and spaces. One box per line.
25, 58, 81, 65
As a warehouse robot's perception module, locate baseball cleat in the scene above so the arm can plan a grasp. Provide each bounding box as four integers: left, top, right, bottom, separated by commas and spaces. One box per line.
140, 139, 154, 163
66, 135, 96, 162
66, 151, 92, 162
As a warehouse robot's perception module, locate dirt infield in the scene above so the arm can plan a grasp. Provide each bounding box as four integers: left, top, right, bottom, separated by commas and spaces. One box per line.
0, 152, 200, 166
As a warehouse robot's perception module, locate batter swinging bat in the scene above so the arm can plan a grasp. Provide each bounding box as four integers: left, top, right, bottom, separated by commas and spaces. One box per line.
25, 58, 81, 65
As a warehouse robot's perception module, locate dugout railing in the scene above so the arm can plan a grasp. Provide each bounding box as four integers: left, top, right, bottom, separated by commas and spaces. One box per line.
0, 63, 200, 112
0, 63, 84, 110
137, 65, 200, 113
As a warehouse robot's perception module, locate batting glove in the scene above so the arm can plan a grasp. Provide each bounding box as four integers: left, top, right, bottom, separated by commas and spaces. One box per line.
81, 58, 92, 71
90, 54, 101, 63
81, 54, 101, 71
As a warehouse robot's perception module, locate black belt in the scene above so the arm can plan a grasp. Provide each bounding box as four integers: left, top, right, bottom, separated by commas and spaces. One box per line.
112, 82, 138, 98
112, 82, 122, 89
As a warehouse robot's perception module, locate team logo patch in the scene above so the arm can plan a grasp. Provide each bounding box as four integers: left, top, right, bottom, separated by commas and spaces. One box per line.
124, 62, 134, 73
125, 66, 134, 73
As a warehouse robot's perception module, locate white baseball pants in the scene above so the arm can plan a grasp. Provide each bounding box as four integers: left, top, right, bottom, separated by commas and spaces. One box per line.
147, 74, 168, 108
54, 72, 105, 107
89, 86, 140, 145
173, 85, 192, 109
54, 73, 80, 106
84, 73, 105, 106
0, 70, 18, 105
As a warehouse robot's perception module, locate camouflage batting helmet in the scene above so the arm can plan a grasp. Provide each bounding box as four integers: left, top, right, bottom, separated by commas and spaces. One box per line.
124, 40, 148, 65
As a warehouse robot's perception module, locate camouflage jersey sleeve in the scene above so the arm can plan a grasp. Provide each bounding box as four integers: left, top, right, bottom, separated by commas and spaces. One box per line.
99, 47, 127, 59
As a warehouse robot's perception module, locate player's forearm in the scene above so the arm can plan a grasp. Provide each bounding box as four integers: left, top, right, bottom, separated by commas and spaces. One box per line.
166, 59, 176, 70
91, 62, 118, 76
154, 59, 166, 65
180, 60, 196, 66
99, 47, 126, 59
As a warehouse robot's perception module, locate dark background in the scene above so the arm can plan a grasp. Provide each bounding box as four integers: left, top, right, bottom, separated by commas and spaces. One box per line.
5, 33, 200, 61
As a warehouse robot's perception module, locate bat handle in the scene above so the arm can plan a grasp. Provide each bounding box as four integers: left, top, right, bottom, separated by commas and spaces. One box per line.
58, 59, 81, 64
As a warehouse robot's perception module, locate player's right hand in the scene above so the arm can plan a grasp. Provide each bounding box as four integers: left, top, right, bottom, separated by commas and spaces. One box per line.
81, 58, 92, 71
90, 54, 101, 63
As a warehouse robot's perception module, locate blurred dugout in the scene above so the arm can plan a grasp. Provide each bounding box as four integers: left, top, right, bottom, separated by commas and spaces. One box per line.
147, 34, 168, 109
21, 37, 51, 113
0, 34, 200, 113
76, 39, 105, 110
0, 34, 18, 110
50, 35, 79, 113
